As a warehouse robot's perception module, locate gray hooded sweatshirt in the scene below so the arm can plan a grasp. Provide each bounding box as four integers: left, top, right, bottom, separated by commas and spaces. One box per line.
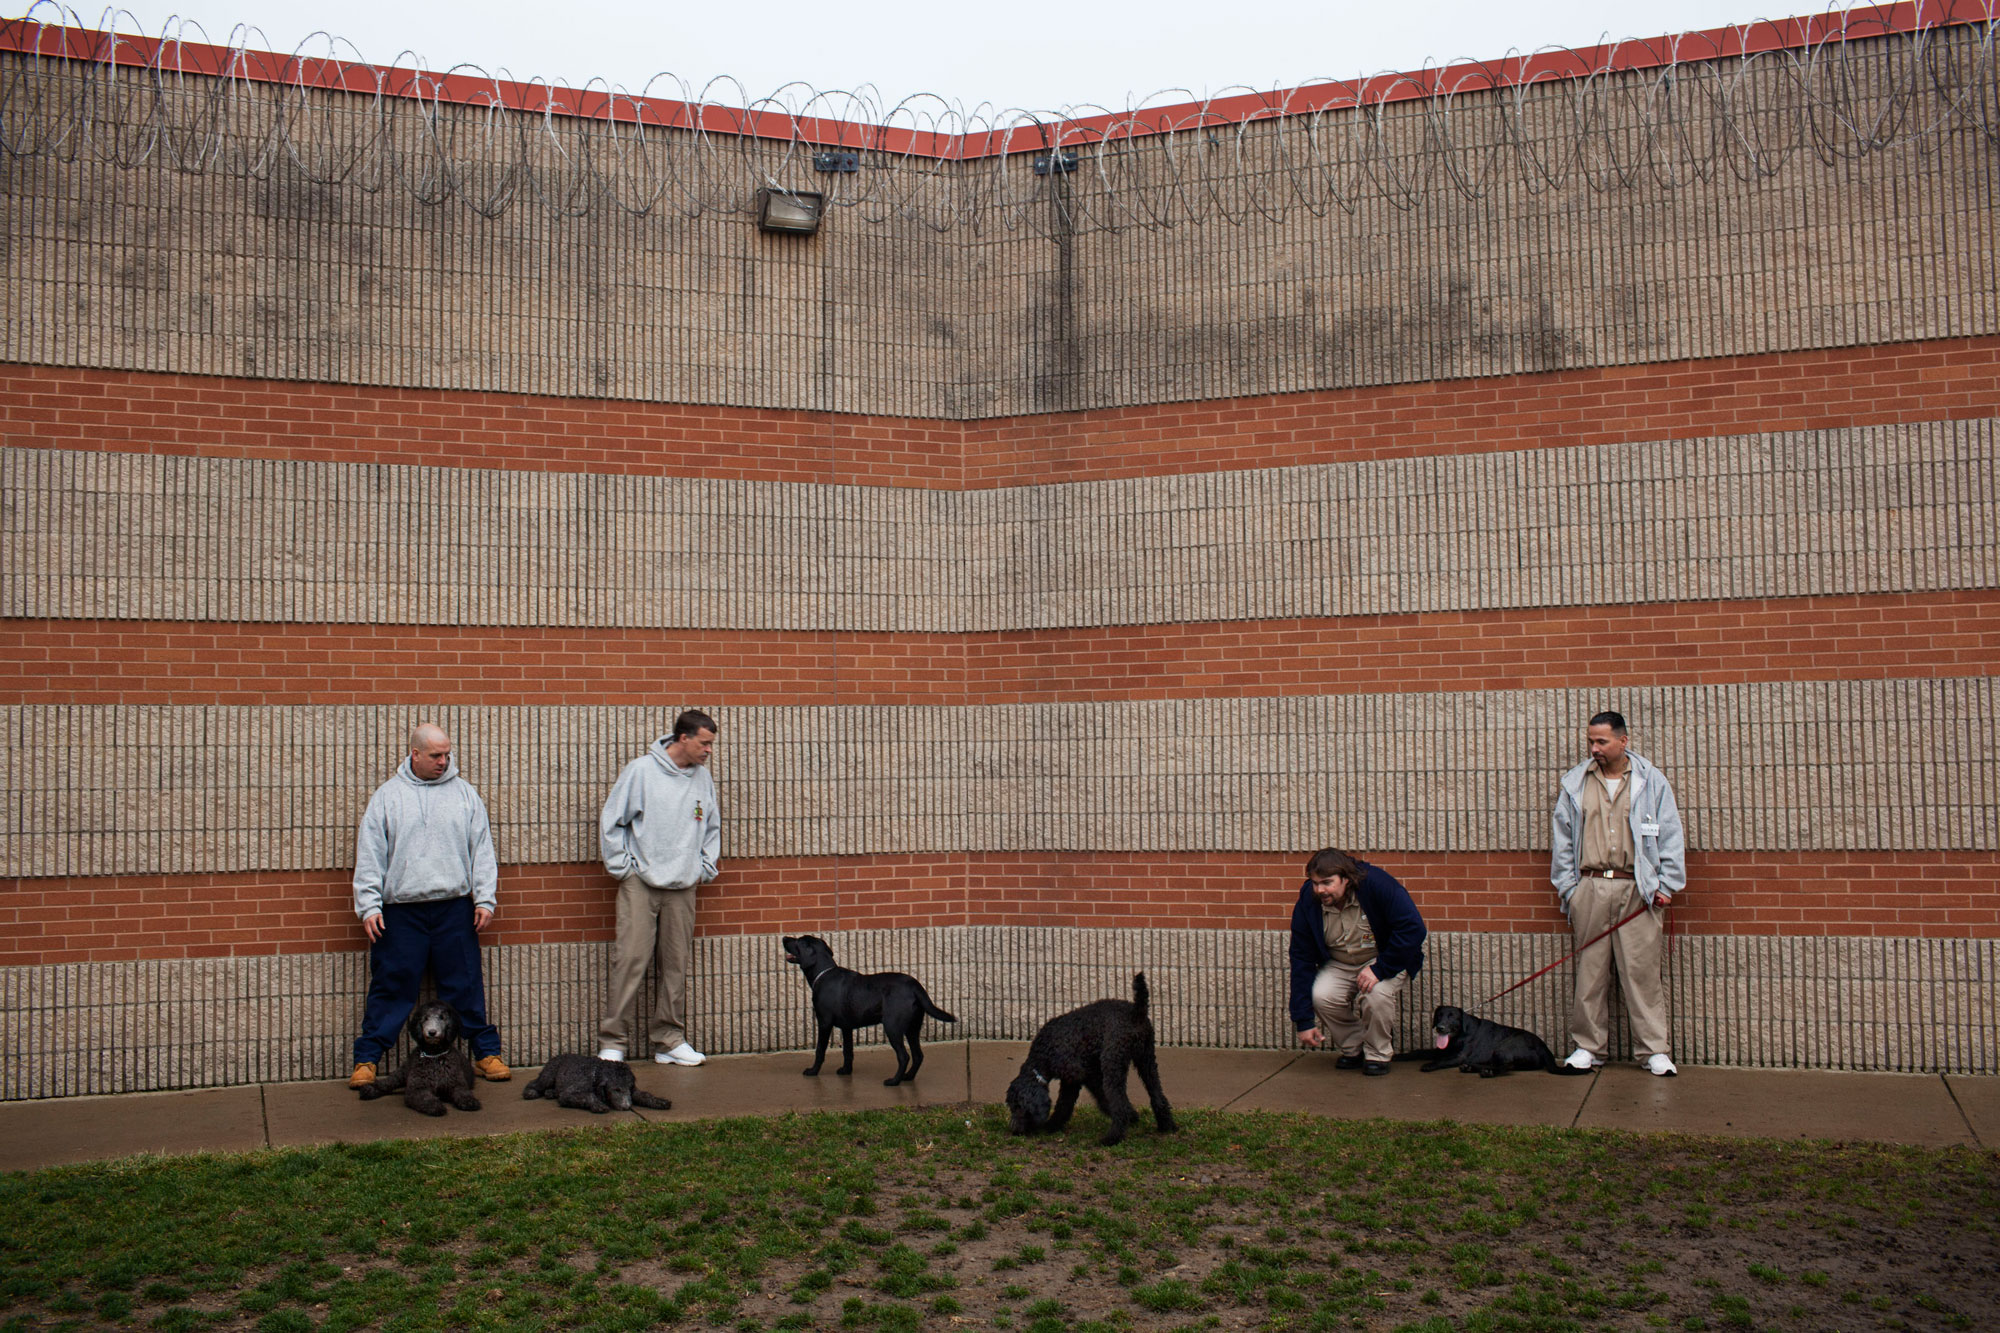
1550, 749, 1686, 917
599, 738, 720, 889
352, 756, 499, 920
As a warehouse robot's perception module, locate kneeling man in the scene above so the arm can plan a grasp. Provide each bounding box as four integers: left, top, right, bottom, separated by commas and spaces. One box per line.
1287, 847, 1427, 1075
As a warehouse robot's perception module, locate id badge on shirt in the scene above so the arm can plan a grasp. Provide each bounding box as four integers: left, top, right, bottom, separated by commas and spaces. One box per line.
1639, 822, 1661, 838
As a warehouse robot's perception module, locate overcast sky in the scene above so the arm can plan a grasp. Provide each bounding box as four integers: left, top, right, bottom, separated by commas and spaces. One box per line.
8, 1, 1845, 112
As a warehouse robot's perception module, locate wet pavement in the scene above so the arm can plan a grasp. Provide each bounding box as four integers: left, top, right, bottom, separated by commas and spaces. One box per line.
2, 1043, 1991, 1173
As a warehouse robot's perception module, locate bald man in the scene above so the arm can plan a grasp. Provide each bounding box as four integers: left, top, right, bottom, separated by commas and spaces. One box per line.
348, 723, 509, 1088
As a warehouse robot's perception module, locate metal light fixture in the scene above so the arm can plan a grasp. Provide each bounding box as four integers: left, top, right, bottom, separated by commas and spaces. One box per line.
755, 188, 823, 235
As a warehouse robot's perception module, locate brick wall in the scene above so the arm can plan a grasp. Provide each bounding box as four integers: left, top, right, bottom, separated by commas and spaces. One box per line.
2, 17, 1997, 1093
8, 593, 1995, 706
4, 346, 1997, 946
10, 338, 2000, 482
8, 850, 1997, 969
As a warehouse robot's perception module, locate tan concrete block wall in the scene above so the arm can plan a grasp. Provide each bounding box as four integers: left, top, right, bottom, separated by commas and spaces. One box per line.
4, 679, 1994, 878
5, 926, 1993, 1098
7, 418, 1995, 629
3, 27, 1995, 416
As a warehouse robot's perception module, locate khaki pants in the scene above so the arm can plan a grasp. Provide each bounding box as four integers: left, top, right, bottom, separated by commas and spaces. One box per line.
1567, 878, 1670, 1060
1311, 960, 1406, 1063
597, 875, 698, 1054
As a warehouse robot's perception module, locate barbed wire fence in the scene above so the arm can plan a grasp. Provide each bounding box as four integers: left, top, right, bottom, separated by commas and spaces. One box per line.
0, 1, 1995, 236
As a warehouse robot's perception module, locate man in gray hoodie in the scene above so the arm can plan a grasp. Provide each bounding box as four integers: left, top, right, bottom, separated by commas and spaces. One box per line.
349, 723, 508, 1088
597, 710, 721, 1067
1550, 710, 1687, 1077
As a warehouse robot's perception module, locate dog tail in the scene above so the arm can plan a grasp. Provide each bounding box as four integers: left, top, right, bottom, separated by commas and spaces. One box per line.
1132, 972, 1150, 1012
922, 994, 958, 1024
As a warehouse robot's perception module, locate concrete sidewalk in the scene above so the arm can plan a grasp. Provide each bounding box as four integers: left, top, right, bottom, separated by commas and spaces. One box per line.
3, 1043, 1994, 1174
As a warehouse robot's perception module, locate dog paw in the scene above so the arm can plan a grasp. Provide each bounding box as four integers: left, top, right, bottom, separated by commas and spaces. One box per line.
882, 1077, 902, 1087
802, 1068, 820, 1077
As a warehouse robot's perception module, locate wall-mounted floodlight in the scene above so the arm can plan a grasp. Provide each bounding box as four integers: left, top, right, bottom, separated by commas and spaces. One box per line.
756, 188, 824, 235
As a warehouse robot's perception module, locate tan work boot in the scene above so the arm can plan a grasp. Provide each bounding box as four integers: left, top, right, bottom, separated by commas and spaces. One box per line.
474, 1055, 512, 1082
347, 1062, 377, 1089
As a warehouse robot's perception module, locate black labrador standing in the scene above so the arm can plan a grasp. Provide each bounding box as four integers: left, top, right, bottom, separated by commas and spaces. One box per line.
356, 1000, 483, 1115
781, 934, 958, 1086
1420, 1005, 1588, 1077
1006, 973, 1176, 1146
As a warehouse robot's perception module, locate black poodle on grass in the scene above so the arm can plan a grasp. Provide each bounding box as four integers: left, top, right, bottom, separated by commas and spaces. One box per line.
1006, 973, 1177, 1146
356, 1000, 481, 1116
523, 1055, 674, 1114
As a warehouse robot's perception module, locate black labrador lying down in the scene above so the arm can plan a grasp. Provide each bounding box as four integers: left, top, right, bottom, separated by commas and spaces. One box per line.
1420, 1005, 1588, 1077
523, 1054, 674, 1114
782, 934, 958, 1086
357, 1000, 482, 1115
1007, 973, 1177, 1146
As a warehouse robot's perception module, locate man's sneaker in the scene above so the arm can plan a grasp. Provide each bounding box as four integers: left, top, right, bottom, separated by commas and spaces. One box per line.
1362, 1062, 1390, 1077
1644, 1053, 1679, 1077
1563, 1049, 1605, 1072
1333, 1053, 1365, 1070
656, 1042, 706, 1066
597, 1047, 626, 1062
347, 1062, 377, 1089
474, 1056, 512, 1082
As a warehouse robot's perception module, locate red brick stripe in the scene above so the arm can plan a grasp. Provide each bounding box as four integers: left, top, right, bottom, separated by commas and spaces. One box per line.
5, 338, 1997, 485
4, 850, 1995, 965
7, 592, 1994, 707
964, 339, 2000, 483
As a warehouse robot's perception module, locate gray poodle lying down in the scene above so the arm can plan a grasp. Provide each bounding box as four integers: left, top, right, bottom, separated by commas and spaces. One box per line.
357, 1000, 481, 1116
523, 1054, 674, 1114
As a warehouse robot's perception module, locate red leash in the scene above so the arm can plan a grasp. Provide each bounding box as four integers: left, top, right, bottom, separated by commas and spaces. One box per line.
1475, 899, 1657, 1009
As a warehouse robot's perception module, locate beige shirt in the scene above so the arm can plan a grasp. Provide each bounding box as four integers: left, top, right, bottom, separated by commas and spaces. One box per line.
1580, 765, 1636, 873
1322, 898, 1377, 965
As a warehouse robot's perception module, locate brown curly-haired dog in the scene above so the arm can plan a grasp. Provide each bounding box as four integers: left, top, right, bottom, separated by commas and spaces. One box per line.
356, 1001, 482, 1116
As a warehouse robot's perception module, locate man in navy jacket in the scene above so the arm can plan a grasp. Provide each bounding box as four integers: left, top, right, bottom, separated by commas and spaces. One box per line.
1287, 847, 1428, 1075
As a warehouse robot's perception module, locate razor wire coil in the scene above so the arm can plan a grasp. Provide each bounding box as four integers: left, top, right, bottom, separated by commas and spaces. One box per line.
0, 2, 1995, 235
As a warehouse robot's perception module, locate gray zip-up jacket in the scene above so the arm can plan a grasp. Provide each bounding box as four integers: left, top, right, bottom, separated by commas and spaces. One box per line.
1551, 750, 1686, 917
353, 756, 499, 920
599, 738, 721, 889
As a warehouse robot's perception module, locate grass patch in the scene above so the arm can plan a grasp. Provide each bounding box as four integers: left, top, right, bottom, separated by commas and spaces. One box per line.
0, 1107, 1993, 1332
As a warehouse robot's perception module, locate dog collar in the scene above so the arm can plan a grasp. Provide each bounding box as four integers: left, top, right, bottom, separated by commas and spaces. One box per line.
1032, 1069, 1048, 1086
804, 963, 835, 991
416, 1049, 449, 1060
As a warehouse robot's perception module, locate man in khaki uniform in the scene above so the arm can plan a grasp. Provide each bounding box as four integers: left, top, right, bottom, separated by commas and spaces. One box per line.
1550, 710, 1686, 1076
1287, 848, 1428, 1075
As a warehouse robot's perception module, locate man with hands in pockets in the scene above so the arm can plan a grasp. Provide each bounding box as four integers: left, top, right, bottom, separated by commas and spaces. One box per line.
596, 710, 721, 1068
1551, 710, 1687, 1076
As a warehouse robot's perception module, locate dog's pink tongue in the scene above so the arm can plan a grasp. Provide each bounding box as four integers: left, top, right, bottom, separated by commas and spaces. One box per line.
1435, 1034, 1450, 1049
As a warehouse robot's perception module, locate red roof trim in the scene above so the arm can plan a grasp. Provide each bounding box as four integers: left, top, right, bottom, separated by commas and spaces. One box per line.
1, 0, 1992, 160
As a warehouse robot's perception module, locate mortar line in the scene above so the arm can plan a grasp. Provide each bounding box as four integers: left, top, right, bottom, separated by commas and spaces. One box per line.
1218, 1054, 1304, 1110
1939, 1072, 1982, 1150
1568, 1069, 1600, 1129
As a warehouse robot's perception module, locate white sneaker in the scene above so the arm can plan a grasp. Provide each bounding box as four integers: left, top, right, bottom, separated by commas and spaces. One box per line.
596, 1047, 625, 1062
656, 1042, 706, 1066
1644, 1053, 1678, 1077
1563, 1048, 1604, 1071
